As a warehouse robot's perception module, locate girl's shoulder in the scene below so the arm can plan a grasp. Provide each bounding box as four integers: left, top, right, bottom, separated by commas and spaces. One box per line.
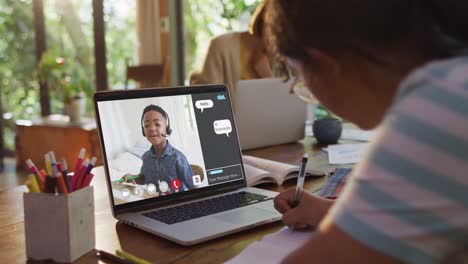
395, 56, 468, 102
421, 56, 468, 83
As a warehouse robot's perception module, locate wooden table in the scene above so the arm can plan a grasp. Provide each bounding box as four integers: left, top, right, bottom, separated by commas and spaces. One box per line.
0, 139, 331, 264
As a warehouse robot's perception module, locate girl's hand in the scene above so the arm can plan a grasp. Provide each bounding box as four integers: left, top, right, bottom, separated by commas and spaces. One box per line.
274, 188, 334, 229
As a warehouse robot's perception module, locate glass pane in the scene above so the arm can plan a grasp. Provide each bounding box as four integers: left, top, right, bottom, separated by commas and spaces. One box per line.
184, 0, 261, 79
104, 0, 137, 90
43, 0, 95, 114
0, 0, 38, 152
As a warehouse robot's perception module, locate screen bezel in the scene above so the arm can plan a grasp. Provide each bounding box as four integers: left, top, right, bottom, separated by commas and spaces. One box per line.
93, 85, 247, 215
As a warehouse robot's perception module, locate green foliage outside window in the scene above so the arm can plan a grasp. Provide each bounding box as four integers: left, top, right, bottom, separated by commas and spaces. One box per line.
0, 0, 39, 154
38, 48, 93, 106
0, 0, 258, 154
0, 0, 135, 153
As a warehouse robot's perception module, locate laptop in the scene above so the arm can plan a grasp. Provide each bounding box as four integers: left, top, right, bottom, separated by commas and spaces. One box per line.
93, 85, 281, 245
235, 78, 307, 150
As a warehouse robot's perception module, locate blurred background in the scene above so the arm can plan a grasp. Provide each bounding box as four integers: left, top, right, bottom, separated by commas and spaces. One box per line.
0, 0, 263, 188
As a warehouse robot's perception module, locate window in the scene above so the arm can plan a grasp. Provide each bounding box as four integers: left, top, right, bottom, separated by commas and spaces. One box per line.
0, 0, 38, 153
184, 0, 261, 79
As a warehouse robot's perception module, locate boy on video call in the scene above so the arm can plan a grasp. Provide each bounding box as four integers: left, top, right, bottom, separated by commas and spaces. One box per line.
121, 104, 195, 195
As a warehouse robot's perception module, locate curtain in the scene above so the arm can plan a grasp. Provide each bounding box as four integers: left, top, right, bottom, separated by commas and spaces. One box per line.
136, 0, 162, 64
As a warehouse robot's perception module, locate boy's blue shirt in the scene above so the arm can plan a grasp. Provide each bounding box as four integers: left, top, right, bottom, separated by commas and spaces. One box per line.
140, 141, 194, 193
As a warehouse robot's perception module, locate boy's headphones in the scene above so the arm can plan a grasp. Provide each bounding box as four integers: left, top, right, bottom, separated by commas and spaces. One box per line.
141, 105, 172, 137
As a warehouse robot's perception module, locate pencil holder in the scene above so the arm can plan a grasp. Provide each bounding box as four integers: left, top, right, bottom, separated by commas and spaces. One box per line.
23, 186, 95, 263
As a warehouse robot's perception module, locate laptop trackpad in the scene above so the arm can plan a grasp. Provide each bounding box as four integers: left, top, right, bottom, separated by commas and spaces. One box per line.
214, 207, 276, 225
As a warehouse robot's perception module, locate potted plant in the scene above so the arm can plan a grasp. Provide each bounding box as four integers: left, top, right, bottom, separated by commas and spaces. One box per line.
313, 105, 343, 145
38, 49, 92, 122
286, 80, 343, 144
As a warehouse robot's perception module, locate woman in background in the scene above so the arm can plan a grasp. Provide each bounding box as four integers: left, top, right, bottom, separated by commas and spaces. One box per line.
267, 0, 468, 263
189, 0, 272, 104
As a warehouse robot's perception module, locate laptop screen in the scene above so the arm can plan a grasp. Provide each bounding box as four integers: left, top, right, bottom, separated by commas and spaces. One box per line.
94, 86, 245, 209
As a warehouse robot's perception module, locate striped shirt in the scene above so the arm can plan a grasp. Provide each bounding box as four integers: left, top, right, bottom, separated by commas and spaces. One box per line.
328, 56, 468, 264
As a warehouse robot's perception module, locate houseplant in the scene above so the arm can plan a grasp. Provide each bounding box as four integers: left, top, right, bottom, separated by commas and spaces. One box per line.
38, 49, 92, 122
313, 105, 343, 145
289, 80, 343, 144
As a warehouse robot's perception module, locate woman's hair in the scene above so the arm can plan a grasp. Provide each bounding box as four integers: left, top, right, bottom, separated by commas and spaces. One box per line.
265, 0, 468, 72
249, 0, 267, 36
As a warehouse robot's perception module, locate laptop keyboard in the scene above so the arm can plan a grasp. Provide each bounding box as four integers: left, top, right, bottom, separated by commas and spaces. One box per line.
143, 191, 272, 225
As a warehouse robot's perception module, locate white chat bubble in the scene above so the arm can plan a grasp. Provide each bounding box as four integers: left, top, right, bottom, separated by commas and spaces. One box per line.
195, 99, 214, 112
213, 119, 232, 137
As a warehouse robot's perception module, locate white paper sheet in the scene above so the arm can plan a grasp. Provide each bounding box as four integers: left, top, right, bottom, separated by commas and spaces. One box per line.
225, 227, 313, 264
327, 143, 369, 164
341, 128, 375, 142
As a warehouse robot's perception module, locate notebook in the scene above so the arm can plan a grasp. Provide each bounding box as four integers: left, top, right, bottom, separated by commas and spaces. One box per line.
93, 85, 281, 245
226, 227, 313, 264
235, 78, 307, 150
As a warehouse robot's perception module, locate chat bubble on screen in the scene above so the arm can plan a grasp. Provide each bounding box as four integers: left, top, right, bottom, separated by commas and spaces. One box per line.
213, 119, 232, 137
195, 100, 214, 112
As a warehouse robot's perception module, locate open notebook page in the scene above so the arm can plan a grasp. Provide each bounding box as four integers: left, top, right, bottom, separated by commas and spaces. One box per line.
225, 227, 314, 264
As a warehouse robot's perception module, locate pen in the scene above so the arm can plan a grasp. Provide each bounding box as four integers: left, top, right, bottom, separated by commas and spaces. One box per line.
56, 172, 69, 194
57, 161, 69, 193
25, 174, 40, 193
45, 153, 52, 176
290, 153, 309, 208
49, 152, 58, 176
70, 148, 86, 191
43, 172, 57, 194
86, 157, 97, 177
73, 158, 89, 190
96, 250, 134, 264
25, 159, 44, 191
73, 148, 86, 176
39, 169, 47, 180
49, 152, 66, 194
57, 161, 62, 174
81, 173, 94, 188
78, 156, 96, 189
71, 157, 88, 191
61, 159, 71, 192
116, 249, 152, 264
